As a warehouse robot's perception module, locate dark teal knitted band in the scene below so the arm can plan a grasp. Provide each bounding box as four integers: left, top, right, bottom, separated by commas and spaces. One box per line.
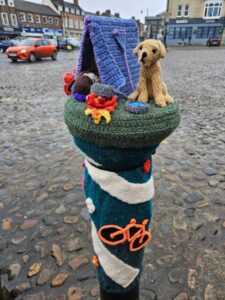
64, 97, 181, 149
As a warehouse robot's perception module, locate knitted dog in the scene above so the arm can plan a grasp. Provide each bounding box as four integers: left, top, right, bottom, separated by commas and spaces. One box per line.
128, 39, 173, 107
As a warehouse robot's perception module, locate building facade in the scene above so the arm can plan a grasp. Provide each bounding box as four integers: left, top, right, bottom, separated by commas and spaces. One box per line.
50, 0, 85, 40
166, 0, 225, 45
145, 15, 165, 39
15, 0, 62, 38
0, 0, 20, 40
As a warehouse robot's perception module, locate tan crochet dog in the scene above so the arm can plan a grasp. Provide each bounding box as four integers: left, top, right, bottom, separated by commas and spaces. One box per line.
128, 39, 173, 107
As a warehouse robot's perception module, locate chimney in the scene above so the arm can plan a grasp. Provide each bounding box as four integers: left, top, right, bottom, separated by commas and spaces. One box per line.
114, 12, 120, 18
96, 11, 100, 16
73, 0, 78, 6
105, 9, 111, 17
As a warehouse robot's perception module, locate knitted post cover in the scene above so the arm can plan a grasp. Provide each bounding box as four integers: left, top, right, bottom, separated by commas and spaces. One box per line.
64, 14, 181, 297
73, 138, 157, 293
77, 16, 140, 95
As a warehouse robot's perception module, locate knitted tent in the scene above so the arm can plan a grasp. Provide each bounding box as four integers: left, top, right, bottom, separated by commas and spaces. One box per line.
76, 16, 140, 95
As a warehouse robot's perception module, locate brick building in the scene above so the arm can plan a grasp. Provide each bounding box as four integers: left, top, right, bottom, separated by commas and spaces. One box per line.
0, 0, 20, 40
15, 0, 62, 38
49, 0, 85, 40
166, 0, 225, 45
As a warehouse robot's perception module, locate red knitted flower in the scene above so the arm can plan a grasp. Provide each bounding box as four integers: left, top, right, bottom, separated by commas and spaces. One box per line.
86, 93, 117, 112
63, 69, 76, 95
143, 159, 151, 173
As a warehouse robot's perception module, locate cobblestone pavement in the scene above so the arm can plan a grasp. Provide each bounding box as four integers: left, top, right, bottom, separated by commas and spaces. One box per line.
0, 47, 225, 300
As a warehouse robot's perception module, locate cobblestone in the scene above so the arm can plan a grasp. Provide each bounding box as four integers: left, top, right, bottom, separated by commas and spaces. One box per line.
0, 48, 225, 299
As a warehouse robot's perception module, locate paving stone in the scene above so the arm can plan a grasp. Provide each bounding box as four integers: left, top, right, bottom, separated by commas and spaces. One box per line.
36, 193, 48, 203
20, 219, 38, 230
11, 282, 32, 295
8, 263, 21, 280
204, 284, 217, 300
68, 255, 89, 270
1, 217, 12, 230
185, 194, 204, 203
0, 236, 8, 250
52, 244, 63, 267
37, 267, 51, 285
63, 183, 74, 191
67, 286, 82, 300
27, 262, 42, 278
173, 292, 189, 300
24, 293, 45, 300
55, 204, 66, 214
188, 269, 198, 289
67, 237, 83, 252
202, 168, 217, 176
51, 272, 69, 287
64, 216, 79, 224
90, 286, 98, 297
140, 289, 157, 300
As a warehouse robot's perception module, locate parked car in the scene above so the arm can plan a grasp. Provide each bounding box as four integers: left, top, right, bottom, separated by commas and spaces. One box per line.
59, 38, 80, 51
207, 37, 220, 47
6, 38, 57, 62
0, 40, 18, 53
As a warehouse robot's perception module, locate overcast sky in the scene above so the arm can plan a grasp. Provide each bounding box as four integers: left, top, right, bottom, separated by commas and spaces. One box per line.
30, 0, 167, 22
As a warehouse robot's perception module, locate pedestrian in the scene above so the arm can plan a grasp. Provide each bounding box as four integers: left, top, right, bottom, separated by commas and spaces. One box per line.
57, 36, 60, 52
188, 35, 192, 46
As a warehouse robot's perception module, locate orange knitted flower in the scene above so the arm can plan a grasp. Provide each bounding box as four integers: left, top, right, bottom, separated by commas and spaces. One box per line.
63, 69, 76, 96
92, 255, 100, 268
86, 93, 117, 112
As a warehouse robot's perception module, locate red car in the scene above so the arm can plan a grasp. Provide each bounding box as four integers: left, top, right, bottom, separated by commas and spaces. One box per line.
6, 38, 57, 62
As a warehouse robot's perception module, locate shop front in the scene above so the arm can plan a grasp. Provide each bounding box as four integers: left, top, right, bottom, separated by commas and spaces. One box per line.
20, 27, 43, 38
42, 28, 63, 39
166, 18, 224, 45
0, 26, 21, 40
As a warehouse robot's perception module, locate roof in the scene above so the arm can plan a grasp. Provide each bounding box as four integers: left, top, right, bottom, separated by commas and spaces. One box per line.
15, 0, 59, 16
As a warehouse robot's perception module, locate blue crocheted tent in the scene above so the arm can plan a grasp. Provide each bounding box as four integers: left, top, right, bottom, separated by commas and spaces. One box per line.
76, 16, 140, 95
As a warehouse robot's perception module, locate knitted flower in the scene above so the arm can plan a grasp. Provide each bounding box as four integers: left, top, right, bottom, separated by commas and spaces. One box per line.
63, 69, 76, 96
85, 93, 118, 124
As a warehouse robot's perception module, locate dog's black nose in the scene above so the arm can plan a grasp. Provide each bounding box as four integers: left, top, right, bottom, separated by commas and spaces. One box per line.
141, 52, 147, 62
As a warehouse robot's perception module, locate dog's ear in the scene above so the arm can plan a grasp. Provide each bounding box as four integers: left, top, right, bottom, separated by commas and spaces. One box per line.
157, 41, 166, 59
133, 46, 139, 56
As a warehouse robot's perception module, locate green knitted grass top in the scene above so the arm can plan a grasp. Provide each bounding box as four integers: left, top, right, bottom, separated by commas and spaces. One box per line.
64, 97, 181, 149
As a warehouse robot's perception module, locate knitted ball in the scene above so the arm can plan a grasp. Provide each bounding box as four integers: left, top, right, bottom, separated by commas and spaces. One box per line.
64, 97, 181, 149
73, 73, 94, 95
91, 83, 115, 99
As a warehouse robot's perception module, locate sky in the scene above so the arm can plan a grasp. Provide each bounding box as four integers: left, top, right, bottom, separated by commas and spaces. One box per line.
29, 0, 167, 22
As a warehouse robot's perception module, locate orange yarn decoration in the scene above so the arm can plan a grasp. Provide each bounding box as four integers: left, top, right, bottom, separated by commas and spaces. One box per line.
143, 159, 151, 173
92, 255, 100, 268
86, 93, 117, 112
98, 219, 152, 252
63, 69, 76, 95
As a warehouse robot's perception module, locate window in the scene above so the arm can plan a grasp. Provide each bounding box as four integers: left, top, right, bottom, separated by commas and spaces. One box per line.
55, 18, 59, 25
69, 18, 73, 28
43, 16, 47, 23
42, 40, 50, 45
168, 26, 192, 39
184, 4, 189, 16
1, 13, 9, 25
70, 8, 74, 14
80, 20, 84, 30
58, 5, 63, 11
74, 19, 79, 29
19, 12, 26, 22
35, 40, 43, 46
76, 9, 80, 15
0, 0, 5, 5
35, 15, 40, 23
49, 17, 53, 24
204, 1, 223, 18
28, 14, 33, 23
8, 0, 14, 6
196, 26, 221, 38
65, 6, 69, 13
177, 5, 182, 17
10, 14, 17, 26
64, 17, 68, 28
81, 11, 85, 16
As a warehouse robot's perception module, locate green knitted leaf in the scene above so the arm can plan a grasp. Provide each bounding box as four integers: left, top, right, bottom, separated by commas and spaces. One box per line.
64, 97, 181, 149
